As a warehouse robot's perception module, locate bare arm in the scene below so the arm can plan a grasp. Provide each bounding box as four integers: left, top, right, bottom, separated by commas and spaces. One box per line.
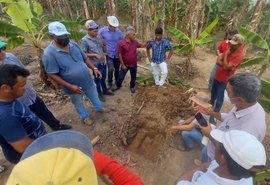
11, 137, 33, 153
118, 52, 127, 71
165, 49, 174, 62
146, 48, 151, 61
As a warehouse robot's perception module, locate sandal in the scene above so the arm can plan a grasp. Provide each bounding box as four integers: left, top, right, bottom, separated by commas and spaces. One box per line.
0, 165, 6, 173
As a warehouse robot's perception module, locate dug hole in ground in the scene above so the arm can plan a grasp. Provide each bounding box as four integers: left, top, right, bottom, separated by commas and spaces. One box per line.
0, 45, 269, 185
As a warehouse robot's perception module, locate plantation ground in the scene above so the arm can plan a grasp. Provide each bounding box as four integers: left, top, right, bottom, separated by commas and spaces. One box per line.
0, 44, 269, 185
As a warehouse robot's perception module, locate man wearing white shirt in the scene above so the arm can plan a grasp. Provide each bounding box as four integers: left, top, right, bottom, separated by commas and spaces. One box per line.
175, 130, 266, 185
196, 72, 266, 163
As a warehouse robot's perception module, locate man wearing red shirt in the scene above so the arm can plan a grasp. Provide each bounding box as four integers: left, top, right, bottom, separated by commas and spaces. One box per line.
112, 26, 148, 93
210, 34, 244, 113
208, 30, 238, 90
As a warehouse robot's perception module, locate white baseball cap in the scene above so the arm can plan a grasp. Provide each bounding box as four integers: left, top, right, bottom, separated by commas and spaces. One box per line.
211, 129, 266, 170
48, 21, 70, 36
107, 16, 119, 27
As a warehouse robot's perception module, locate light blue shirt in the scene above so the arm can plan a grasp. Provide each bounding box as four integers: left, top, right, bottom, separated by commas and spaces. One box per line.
42, 41, 93, 94
98, 26, 124, 59
3, 53, 36, 106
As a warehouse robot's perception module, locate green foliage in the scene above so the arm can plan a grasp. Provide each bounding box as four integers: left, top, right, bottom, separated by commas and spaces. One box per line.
2, 0, 35, 32
238, 26, 269, 51
255, 169, 270, 182
0, 20, 23, 37
6, 36, 25, 49
168, 18, 219, 54
240, 56, 265, 68
238, 26, 270, 112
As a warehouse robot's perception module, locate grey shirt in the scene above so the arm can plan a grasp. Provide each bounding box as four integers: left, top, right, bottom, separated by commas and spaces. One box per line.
81, 34, 105, 67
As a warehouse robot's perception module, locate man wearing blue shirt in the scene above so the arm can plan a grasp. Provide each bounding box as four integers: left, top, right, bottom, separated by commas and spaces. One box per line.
98, 16, 124, 89
0, 64, 46, 164
43, 21, 105, 126
0, 41, 72, 131
147, 27, 173, 86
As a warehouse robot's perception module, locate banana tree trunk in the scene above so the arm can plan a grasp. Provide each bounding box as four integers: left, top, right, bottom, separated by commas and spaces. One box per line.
131, 0, 139, 31
142, 0, 151, 39
181, 0, 205, 39
226, 0, 249, 34
248, 0, 265, 32
82, 0, 90, 18
106, 0, 116, 15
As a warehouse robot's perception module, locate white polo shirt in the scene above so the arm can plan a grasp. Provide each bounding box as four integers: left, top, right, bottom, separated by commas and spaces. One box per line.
207, 102, 266, 160
177, 160, 252, 185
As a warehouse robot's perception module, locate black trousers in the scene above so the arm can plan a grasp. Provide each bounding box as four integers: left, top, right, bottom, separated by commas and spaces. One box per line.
28, 96, 60, 129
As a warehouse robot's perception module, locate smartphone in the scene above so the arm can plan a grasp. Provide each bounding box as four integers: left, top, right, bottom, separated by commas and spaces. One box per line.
195, 112, 208, 127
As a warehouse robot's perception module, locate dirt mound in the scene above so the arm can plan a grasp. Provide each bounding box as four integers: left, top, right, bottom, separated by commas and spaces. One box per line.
120, 84, 195, 159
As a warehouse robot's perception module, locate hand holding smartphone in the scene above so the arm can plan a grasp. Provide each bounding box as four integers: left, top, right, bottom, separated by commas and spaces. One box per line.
195, 112, 208, 127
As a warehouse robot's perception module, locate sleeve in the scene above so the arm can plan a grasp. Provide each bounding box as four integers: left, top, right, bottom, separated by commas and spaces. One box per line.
165, 40, 173, 50
93, 150, 144, 185
117, 41, 123, 54
220, 113, 228, 121
42, 49, 60, 74
72, 41, 87, 60
146, 41, 152, 49
136, 40, 142, 48
119, 29, 124, 39
81, 39, 89, 53
0, 106, 27, 143
10, 54, 25, 67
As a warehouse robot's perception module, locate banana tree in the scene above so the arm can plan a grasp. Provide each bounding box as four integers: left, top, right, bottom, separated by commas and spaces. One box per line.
168, 17, 219, 78
0, 0, 85, 88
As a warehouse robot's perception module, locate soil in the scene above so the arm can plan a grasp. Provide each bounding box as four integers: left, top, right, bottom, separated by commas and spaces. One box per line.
0, 44, 269, 185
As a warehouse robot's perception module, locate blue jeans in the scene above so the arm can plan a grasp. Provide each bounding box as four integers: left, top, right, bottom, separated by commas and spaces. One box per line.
181, 128, 202, 149
94, 64, 107, 96
201, 146, 212, 163
106, 56, 120, 85
117, 65, 137, 88
208, 64, 218, 90
69, 79, 103, 119
210, 79, 226, 112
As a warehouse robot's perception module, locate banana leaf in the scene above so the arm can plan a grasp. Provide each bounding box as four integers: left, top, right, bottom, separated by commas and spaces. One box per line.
195, 37, 213, 45
33, 1, 43, 16
168, 26, 190, 41
0, 20, 23, 37
255, 170, 270, 181
175, 43, 192, 53
261, 79, 270, 99
238, 26, 269, 50
196, 17, 219, 42
259, 97, 270, 112
136, 75, 154, 82
3, 0, 35, 32
6, 36, 25, 50
239, 56, 265, 68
